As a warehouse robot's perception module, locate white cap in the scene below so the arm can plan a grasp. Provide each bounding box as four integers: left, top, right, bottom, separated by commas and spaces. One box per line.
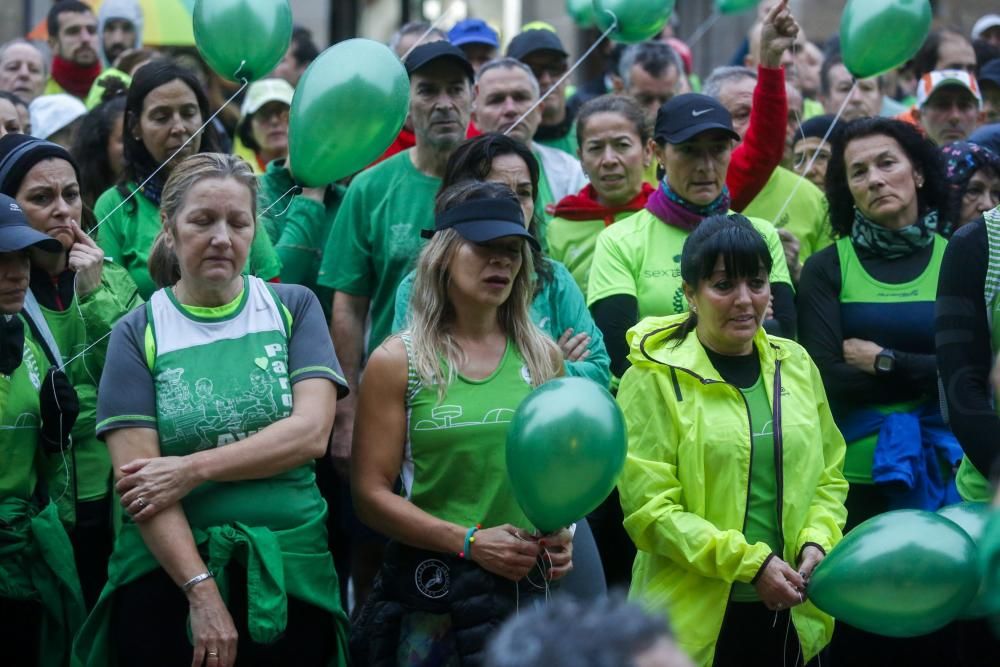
916, 70, 983, 109
29, 94, 87, 140
972, 14, 1000, 41
240, 78, 294, 118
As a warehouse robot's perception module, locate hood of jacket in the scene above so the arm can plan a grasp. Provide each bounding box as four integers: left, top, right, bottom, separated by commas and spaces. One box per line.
97, 0, 144, 66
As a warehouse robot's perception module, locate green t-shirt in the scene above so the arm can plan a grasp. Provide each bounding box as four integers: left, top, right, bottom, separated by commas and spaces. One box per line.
402, 336, 535, 532
94, 184, 282, 300
547, 212, 634, 294
742, 165, 833, 263
586, 209, 792, 318
535, 121, 578, 155
317, 150, 440, 355
0, 331, 48, 501
731, 374, 780, 602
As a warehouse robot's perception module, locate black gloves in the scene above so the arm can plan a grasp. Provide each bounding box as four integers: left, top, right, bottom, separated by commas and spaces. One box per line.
0, 314, 24, 376
39, 367, 79, 453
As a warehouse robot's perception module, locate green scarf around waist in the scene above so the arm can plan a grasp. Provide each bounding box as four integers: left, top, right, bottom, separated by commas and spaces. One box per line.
72, 506, 348, 666
0, 497, 85, 667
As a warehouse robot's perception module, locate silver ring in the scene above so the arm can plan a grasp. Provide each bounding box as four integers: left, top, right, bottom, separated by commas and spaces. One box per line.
208, 651, 219, 657
137, 497, 146, 509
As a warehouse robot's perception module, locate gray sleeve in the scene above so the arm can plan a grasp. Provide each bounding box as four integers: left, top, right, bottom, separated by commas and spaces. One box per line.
95, 307, 158, 438
273, 283, 349, 398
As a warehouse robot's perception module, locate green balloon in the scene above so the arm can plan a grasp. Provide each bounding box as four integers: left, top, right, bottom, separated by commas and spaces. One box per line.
938, 502, 990, 618
567, 0, 597, 28
288, 39, 409, 187
716, 0, 758, 14
594, 0, 676, 44
980, 510, 1000, 617
193, 0, 292, 82
506, 377, 627, 534
808, 510, 979, 637
840, 0, 932, 79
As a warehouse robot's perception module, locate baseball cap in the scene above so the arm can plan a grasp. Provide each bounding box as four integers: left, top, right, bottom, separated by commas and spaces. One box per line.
240, 78, 294, 118
972, 14, 1000, 41
404, 41, 475, 82
979, 59, 1000, 89
448, 19, 499, 49
28, 94, 86, 141
0, 193, 62, 254
916, 70, 983, 109
506, 29, 568, 61
421, 197, 539, 250
654, 94, 740, 145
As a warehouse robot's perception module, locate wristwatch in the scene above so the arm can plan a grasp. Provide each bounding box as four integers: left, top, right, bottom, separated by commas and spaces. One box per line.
874, 348, 896, 375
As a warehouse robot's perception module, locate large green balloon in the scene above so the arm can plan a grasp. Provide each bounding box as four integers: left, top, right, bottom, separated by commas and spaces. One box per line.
938, 502, 990, 618
808, 510, 978, 637
716, 0, 758, 14
567, 0, 597, 28
840, 0, 932, 79
980, 510, 1000, 617
594, 0, 676, 44
506, 377, 627, 534
288, 39, 409, 187
193, 0, 292, 82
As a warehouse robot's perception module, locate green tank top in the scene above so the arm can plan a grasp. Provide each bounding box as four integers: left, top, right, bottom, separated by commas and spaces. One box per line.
835, 236, 945, 483
144, 276, 323, 530
402, 334, 535, 532
731, 375, 780, 602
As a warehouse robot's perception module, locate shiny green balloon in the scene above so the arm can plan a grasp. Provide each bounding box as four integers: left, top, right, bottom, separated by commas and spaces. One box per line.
288, 39, 409, 187
808, 510, 978, 637
716, 0, 758, 14
938, 502, 990, 618
193, 0, 292, 81
840, 0, 932, 79
567, 0, 597, 28
980, 510, 1000, 617
594, 0, 676, 44
506, 377, 627, 533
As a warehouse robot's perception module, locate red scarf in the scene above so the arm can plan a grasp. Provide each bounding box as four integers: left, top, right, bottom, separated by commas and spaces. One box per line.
552, 182, 654, 226
50, 56, 102, 99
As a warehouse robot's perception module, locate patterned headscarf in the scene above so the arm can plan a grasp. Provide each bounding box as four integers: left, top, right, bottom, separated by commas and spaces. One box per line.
939, 141, 1000, 232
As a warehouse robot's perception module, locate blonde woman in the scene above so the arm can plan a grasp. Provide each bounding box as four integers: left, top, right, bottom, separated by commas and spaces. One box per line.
351, 180, 575, 666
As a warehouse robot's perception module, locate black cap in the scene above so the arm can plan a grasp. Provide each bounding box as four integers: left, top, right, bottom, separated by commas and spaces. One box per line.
404, 42, 474, 82
654, 93, 741, 145
506, 29, 568, 61
980, 58, 1000, 89
795, 114, 837, 144
421, 197, 540, 250
0, 193, 62, 254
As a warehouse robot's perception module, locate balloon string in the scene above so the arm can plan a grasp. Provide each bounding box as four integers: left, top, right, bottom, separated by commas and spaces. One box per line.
504, 14, 620, 138
57, 330, 112, 373
400, 3, 461, 62
769, 79, 856, 229
259, 185, 302, 218
90, 77, 250, 235
687, 8, 721, 48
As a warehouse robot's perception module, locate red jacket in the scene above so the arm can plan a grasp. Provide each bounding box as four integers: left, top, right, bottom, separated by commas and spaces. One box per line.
727, 65, 788, 212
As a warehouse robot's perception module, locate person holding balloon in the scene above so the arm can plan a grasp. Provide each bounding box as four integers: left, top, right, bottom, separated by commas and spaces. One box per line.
93, 60, 281, 300
616, 214, 848, 667
351, 180, 574, 666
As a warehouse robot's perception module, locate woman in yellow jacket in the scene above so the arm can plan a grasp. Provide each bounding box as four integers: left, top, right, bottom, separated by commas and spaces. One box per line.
617, 214, 848, 667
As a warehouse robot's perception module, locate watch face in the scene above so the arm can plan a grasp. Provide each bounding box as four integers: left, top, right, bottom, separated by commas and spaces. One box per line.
876, 355, 893, 372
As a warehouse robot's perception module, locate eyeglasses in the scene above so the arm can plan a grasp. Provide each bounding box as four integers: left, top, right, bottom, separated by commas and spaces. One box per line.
255, 106, 289, 122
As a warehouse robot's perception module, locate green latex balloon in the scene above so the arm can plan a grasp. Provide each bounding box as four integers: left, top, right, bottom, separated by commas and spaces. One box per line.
980, 510, 1000, 617
840, 0, 932, 79
193, 0, 292, 82
808, 510, 979, 637
506, 377, 627, 533
594, 0, 676, 44
567, 0, 597, 28
938, 502, 990, 618
288, 39, 409, 187
716, 0, 758, 14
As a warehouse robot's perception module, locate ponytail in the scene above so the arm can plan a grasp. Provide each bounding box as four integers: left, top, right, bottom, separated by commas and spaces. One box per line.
148, 229, 180, 288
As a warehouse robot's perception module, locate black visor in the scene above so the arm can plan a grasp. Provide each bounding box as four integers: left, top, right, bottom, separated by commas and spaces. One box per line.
422, 197, 539, 250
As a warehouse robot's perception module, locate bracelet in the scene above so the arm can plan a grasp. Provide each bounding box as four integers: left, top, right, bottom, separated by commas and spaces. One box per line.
181, 571, 214, 593
458, 524, 481, 559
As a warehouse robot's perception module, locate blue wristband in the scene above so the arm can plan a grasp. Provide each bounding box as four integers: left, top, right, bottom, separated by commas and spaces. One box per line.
459, 524, 481, 559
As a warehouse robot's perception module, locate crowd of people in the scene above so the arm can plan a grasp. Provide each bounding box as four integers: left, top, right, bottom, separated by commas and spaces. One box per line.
1, 0, 1000, 665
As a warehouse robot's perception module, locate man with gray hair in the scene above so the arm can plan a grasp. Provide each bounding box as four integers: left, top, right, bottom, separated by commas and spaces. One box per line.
472, 57, 587, 241
0, 40, 47, 104
388, 21, 448, 59
613, 41, 689, 123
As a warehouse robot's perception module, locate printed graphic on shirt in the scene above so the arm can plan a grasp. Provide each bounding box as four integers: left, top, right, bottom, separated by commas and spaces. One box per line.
413, 404, 515, 431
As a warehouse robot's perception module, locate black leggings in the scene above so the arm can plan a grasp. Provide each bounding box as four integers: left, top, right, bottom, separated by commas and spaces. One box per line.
111, 565, 335, 666
0, 597, 42, 667
70, 496, 114, 610
713, 601, 818, 667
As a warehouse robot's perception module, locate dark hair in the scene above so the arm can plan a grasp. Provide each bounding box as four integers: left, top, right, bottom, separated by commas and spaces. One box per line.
236, 99, 290, 153
72, 95, 127, 215
912, 28, 971, 79
576, 94, 650, 147
290, 26, 320, 66
669, 214, 773, 344
825, 117, 949, 237
440, 132, 552, 291
48, 1, 92, 39
973, 40, 1000, 76
435, 179, 520, 214
118, 60, 219, 204
116, 48, 159, 76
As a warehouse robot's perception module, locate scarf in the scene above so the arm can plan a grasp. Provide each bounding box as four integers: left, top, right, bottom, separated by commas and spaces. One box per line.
645, 178, 732, 232
49, 56, 101, 99
552, 182, 654, 225
850, 208, 940, 259
132, 167, 164, 206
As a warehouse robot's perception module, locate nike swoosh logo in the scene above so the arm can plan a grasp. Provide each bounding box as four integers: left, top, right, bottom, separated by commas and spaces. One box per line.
691, 108, 712, 117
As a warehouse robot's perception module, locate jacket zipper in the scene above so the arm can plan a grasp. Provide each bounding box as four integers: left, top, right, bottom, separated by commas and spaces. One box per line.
773, 359, 785, 559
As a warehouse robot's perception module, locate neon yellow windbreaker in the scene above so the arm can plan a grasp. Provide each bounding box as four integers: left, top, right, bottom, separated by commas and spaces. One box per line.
617, 314, 848, 666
